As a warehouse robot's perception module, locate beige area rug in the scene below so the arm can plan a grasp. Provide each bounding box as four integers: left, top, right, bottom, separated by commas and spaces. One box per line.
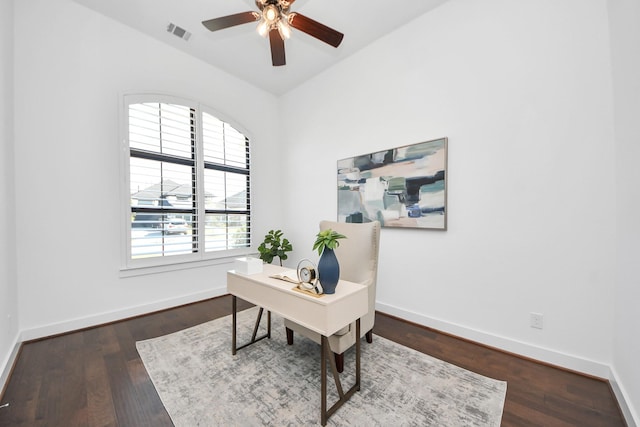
136, 307, 507, 426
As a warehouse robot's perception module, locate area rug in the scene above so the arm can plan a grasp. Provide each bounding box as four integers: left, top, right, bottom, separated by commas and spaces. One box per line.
136, 307, 507, 426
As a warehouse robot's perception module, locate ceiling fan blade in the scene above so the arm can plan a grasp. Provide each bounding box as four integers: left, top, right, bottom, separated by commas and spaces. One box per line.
202, 12, 259, 32
289, 13, 343, 48
269, 29, 286, 66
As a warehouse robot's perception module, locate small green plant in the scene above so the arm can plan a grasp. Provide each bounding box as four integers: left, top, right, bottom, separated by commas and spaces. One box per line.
312, 229, 347, 255
258, 229, 293, 266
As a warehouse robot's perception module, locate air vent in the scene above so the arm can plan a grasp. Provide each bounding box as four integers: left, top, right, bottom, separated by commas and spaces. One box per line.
167, 23, 192, 41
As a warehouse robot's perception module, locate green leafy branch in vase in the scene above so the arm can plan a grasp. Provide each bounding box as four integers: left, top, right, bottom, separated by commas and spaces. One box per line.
312, 229, 347, 255
258, 229, 293, 266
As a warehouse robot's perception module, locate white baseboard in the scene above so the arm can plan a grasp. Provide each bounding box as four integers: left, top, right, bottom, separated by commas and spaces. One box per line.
375, 302, 610, 378
1, 333, 21, 398
20, 286, 228, 342
376, 302, 640, 425
609, 366, 639, 427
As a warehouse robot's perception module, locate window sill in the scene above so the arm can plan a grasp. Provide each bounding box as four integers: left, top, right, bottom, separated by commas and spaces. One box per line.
119, 250, 258, 278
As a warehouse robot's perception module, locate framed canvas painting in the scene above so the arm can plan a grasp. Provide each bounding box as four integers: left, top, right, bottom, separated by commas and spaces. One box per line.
337, 137, 447, 230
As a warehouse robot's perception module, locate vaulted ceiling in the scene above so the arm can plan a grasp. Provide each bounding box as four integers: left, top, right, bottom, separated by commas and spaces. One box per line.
72, 0, 448, 95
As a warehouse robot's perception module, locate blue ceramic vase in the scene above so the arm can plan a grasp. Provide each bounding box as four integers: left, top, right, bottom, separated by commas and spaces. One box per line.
318, 248, 340, 294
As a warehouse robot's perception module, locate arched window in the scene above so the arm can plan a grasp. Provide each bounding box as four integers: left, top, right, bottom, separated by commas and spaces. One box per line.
123, 94, 250, 269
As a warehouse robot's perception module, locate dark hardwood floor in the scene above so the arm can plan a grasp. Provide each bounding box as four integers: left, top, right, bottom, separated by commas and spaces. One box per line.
0, 295, 626, 426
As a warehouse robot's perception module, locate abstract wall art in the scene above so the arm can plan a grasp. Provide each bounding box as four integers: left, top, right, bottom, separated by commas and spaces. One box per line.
337, 137, 448, 230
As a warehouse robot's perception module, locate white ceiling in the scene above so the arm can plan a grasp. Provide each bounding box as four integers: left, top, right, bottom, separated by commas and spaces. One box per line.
72, 0, 448, 95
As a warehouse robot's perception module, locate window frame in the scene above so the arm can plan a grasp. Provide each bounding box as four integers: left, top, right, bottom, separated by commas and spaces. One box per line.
120, 93, 254, 274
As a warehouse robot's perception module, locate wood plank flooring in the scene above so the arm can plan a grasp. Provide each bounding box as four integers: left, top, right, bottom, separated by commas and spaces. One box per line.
0, 295, 626, 426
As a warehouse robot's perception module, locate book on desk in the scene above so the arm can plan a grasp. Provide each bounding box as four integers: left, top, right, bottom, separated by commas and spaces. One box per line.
269, 269, 299, 284
269, 269, 325, 297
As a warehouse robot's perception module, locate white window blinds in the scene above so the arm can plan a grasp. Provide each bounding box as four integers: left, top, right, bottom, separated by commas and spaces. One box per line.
126, 97, 250, 263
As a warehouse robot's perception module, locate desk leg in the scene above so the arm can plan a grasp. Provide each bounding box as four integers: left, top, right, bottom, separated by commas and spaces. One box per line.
356, 318, 361, 391
232, 295, 237, 356
231, 296, 271, 355
320, 318, 362, 426
321, 336, 327, 426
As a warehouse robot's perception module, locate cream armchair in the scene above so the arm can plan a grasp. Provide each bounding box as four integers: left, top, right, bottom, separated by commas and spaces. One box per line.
285, 220, 381, 372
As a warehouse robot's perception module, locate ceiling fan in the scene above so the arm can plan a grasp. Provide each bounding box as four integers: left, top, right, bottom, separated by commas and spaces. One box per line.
202, 0, 344, 66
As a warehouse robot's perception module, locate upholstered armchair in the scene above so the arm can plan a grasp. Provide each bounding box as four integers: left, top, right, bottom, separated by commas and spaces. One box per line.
285, 220, 381, 372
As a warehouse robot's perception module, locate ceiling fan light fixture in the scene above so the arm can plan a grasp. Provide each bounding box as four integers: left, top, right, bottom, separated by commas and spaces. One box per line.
277, 16, 291, 40
257, 19, 269, 37
264, 5, 278, 23
257, 4, 279, 38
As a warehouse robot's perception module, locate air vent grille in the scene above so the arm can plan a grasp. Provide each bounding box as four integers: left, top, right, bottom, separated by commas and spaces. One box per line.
167, 23, 192, 41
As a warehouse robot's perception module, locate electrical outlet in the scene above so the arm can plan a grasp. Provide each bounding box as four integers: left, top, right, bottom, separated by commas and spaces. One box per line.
530, 312, 544, 329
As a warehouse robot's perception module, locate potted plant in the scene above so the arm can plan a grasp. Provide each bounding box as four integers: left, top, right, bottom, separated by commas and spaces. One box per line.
258, 229, 293, 266
313, 229, 346, 294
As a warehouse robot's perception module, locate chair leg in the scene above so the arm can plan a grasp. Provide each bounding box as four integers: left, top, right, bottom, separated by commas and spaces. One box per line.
287, 328, 362, 372
334, 352, 344, 373
331, 330, 371, 374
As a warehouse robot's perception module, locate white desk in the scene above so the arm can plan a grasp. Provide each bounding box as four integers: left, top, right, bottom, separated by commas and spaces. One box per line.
227, 263, 368, 425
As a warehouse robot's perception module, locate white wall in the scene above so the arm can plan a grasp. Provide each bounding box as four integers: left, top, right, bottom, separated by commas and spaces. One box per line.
13, 0, 283, 336
0, 0, 19, 389
281, 0, 617, 377
5, 0, 636, 422
609, 0, 640, 423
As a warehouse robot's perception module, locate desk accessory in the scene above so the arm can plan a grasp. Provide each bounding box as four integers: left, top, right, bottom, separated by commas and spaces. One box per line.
313, 229, 346, 294
268, 269, 299, 283
234, 257, 263, 275
297, 259, 323, 295
257, 229, 293, 266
